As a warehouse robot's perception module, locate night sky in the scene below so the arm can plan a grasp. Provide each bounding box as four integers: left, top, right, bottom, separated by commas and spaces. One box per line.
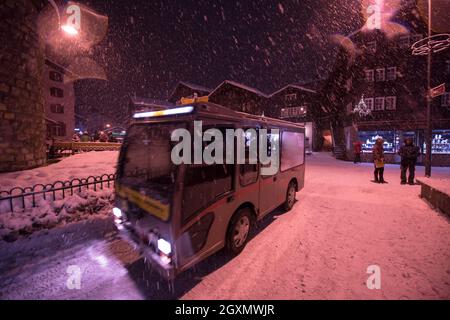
74, 0, 363, 124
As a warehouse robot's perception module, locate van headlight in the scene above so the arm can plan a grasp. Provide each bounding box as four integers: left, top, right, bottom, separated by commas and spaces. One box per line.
113, 207, 122, 218
157, 238, 172, 255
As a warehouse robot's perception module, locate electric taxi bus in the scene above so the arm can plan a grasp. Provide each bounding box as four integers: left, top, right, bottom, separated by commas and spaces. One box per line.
113, 102, 305, 279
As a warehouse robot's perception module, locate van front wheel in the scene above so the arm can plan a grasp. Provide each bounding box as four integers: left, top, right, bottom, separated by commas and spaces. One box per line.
226, 208, 252, 255
283, 182, 297, 211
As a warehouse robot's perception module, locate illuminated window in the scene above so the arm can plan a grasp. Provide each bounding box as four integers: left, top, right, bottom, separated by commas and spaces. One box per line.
375, 68, 385, 81
50, 103, 64, 113
365, 69, 374, 82
50, 87, 64, 98
280, 106, 307, 118
386, 67, 397, 80
374, 97, 385, 111
285, 93, 297, 105
364, 97, 374, 110
49, 71, 63, 82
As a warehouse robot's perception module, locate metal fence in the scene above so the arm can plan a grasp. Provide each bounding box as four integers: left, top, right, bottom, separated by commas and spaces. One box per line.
0, 174, 116, 213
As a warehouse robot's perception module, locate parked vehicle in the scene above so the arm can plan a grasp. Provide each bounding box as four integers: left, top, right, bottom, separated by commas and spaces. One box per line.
113, 102, 305, 279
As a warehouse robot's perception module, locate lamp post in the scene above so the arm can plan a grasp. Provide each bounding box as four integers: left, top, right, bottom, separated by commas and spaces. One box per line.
425, 0, 432, 177
411, 0, 450, 177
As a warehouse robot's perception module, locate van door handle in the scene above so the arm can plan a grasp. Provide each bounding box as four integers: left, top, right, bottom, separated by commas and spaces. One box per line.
273, 176, 277, 182
227, 195, 235, 203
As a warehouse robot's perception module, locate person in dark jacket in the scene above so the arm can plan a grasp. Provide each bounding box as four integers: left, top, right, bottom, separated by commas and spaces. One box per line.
372, 138, 386, 183
80, 132, 90, 142
398, 138, 420, 185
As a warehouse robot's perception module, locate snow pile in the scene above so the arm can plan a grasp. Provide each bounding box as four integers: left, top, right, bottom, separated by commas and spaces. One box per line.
0, 188, 115, 242
0, 151, 119, 190
417, 177, 450, 195
0, 151, 119, 242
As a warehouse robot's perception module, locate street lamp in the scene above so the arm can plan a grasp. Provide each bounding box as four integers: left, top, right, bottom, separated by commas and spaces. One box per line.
47, 0, 80, 37
61, 24, 79, 36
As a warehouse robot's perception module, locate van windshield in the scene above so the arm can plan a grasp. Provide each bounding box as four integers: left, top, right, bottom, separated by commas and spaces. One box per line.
118, 123, 181, 207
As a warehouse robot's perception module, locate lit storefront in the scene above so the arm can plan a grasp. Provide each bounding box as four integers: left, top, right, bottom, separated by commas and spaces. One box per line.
355, 129, 450, 165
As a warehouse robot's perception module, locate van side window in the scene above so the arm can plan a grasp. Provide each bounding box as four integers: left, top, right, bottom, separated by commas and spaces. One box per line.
281, 131, 305, 171
260, 130, 280, 177
239, 129, 258, 186
182, 164, 234, 222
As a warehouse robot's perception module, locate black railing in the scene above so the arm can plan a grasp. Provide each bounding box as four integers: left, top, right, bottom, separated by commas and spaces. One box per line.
0, 174, 116, 213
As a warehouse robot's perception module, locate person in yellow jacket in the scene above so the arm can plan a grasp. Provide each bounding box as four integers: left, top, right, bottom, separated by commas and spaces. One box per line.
372, 138, 387, 183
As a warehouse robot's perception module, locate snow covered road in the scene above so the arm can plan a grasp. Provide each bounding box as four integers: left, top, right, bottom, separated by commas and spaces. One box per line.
1, 153, 449, 299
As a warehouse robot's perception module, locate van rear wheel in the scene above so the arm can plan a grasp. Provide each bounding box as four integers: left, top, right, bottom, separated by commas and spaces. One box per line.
226, 208, 252, 255
283, 182, 297, 211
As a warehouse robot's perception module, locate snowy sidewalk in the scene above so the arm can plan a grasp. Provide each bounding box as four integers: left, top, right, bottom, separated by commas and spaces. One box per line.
182, 153, 450, 299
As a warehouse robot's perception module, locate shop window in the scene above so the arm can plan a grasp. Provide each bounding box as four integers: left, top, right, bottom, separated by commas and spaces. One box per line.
49, 71, 63, 82
386, 67, 397, 80
365, 69, 374, 82
358, 131, 396, 153
375, 68, 385, 81
385, 96, 397, 110
431, 130, 450, 154
374, 97, 385, 111
50, 103, 64, 113
50, 87, 64, 98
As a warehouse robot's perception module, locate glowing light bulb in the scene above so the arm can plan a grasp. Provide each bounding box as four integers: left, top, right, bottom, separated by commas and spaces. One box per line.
61, 24, 79, 36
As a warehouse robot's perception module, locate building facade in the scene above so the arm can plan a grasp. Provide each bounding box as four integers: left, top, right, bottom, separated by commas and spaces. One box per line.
0, 0, 47, 172
268, 84, 320, 152
43, 59, 75, 141
325, 2, 450, 165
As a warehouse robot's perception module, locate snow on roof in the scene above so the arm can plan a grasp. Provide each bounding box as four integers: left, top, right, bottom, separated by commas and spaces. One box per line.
269, 84, 317, 97
209, 80, 270, 98
178, 81, 212, 93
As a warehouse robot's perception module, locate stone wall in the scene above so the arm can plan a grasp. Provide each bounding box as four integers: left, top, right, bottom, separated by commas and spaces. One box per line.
0, 0, 46, 172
